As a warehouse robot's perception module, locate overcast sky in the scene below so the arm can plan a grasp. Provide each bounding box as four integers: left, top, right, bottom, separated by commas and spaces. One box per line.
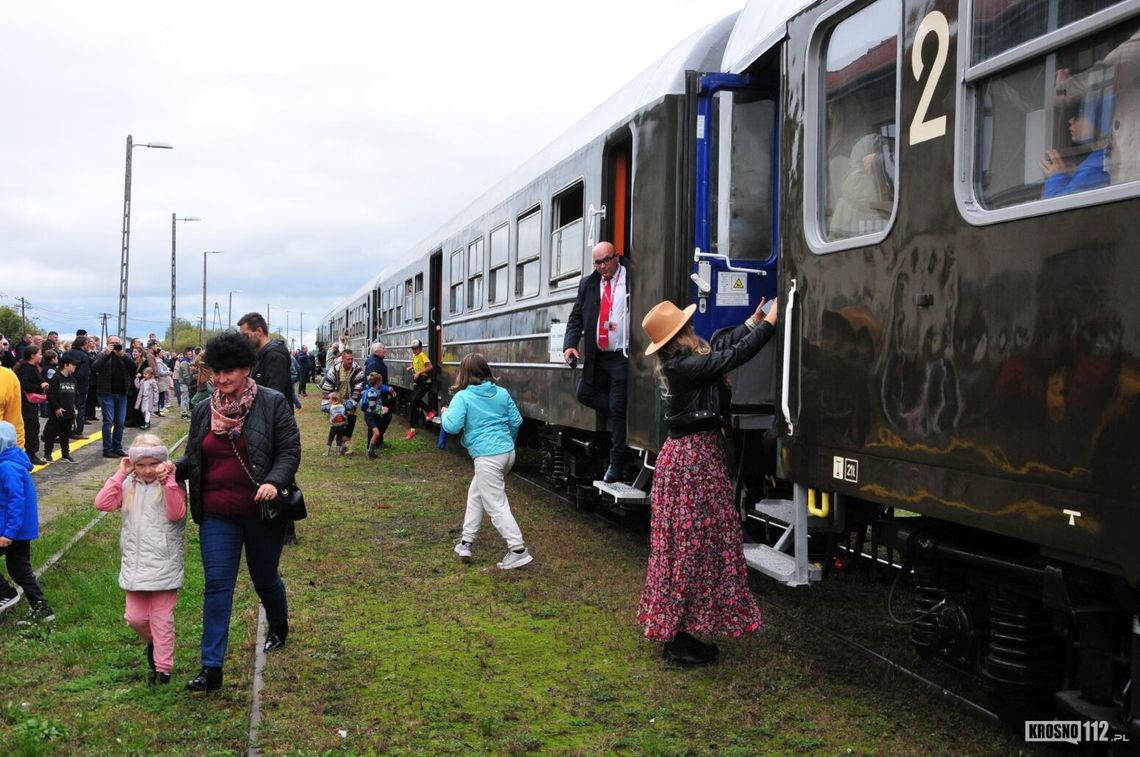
1, 0, 743, 348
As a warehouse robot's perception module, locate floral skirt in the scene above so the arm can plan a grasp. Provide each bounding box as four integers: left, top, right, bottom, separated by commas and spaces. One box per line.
638, 430, 762, 641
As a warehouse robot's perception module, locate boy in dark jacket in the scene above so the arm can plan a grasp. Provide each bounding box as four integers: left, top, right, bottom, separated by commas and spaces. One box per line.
43, 356, 78, 462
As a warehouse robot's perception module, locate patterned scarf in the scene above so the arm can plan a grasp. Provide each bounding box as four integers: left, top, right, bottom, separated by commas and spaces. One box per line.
210, 378, 259, 439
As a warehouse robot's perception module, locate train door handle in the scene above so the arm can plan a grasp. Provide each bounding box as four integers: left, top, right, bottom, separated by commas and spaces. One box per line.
781, 278, 798, 436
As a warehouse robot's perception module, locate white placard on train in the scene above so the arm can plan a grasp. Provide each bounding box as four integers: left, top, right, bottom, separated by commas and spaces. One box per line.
716, 272, 749, 307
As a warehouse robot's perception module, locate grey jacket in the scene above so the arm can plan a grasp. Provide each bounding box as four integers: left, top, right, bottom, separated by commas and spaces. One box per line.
175, 386, 301, 524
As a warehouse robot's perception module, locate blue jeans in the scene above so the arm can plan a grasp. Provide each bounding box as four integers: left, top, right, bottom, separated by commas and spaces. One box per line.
97, 393, 128, 453
199, 514, 288, 668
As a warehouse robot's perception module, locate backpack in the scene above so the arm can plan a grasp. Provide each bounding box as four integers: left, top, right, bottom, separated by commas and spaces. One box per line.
362, 387, 381, 415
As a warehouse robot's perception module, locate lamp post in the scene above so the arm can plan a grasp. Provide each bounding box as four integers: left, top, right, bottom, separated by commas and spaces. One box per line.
228, 290, 243, 330
119, 135, 173, 340
171, 214, 201, 354
201, 251, 223, 347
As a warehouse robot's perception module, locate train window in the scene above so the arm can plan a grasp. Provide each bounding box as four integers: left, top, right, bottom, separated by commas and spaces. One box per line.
467, 238, 484, 311
723, 88, 777, 261
809, 0, 900, 249
551, 182, 584, 280
972, 0, 1126, 63
449, 250, 464, 314
488, 224, 509, 305
516, 208, 541, 298
402, 279, 413, 324
414, 273, 424, 321
967, 12, 1140, 212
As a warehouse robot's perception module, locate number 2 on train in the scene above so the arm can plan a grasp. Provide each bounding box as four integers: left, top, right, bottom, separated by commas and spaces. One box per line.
908, 10, 949, 146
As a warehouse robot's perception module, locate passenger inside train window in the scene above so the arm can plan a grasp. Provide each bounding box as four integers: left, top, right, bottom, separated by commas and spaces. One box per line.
1039, 96, 1112, 198
817, 0, 899, 243
974, 19, 1139, 209
829, 134, 894, 238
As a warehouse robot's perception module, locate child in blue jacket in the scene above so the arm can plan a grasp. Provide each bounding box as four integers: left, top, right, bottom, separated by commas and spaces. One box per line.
0, 420, 54, 621
441, 353, 531, 570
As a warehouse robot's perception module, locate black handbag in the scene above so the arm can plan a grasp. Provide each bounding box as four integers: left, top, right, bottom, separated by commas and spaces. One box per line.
230, 438, 308, 521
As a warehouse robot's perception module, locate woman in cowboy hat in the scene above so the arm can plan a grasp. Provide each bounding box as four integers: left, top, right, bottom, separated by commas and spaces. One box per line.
638, 296, 778, 666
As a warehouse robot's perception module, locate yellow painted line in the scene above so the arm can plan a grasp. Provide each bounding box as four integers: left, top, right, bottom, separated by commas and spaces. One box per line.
31, 430, 108, 474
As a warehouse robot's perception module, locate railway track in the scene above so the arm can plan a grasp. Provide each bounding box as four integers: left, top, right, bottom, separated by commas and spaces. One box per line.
509, 464, 1002, 727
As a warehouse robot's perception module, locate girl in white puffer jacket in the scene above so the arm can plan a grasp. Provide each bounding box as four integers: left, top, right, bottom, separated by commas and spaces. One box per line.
95, 433, 186, 685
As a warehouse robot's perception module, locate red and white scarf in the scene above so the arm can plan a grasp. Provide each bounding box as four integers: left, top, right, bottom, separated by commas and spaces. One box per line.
210, 378, 259, 439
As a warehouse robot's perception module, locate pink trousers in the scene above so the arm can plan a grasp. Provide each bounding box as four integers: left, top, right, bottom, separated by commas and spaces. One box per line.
124, 590, 179, 674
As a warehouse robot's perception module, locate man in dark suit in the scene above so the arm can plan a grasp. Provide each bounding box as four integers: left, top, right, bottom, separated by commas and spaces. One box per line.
562, 241, 629, 483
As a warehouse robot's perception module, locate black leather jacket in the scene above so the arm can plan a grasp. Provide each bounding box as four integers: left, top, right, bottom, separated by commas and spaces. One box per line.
175, 386, 301, 524
661, 320, 776, 438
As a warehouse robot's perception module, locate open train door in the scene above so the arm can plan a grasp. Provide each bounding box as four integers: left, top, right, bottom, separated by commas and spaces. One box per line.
428, 250, 443, 375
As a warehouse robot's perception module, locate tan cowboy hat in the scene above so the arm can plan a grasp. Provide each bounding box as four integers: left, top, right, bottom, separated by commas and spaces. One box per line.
642, 300, 697, 356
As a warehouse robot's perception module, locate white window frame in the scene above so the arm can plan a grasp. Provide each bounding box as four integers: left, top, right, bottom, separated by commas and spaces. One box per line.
955, 0, 1140, 225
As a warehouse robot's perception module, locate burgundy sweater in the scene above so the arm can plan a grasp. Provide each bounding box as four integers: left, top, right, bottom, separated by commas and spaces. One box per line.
201, 432, 258, 517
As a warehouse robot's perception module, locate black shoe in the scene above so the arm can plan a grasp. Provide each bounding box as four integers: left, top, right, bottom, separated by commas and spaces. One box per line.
186, 666, 223, 692
662, 639, 716, 667
60, 456, 78, 463
602, 465, 621, 484
22, 601, 55, 624
155, 673, 171, 685
146, 642, 156, 672
30, 456, 48, 466
113, 450, 128, 457
139, 423, 151, 430
264, 621, 288, 652
675, 631, 719, 660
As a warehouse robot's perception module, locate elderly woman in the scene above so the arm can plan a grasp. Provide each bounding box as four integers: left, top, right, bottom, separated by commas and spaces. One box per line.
175, 333, 300, 692
638, 296, 778, 667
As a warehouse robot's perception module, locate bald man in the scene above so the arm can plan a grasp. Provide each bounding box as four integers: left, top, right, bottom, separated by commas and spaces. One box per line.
562, 241, 629, 483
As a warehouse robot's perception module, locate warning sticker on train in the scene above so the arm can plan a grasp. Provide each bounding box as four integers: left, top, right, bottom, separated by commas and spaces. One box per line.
715, 272, 748, 306
833, 456, 858, 483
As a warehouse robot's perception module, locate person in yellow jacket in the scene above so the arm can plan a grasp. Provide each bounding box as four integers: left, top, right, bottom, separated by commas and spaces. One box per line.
0, 366, 24, 449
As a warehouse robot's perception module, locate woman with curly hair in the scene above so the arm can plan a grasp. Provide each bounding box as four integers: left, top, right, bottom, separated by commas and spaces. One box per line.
174, 332, 301, 692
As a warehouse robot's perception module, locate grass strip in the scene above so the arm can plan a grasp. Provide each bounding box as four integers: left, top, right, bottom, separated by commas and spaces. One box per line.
0, 399, 1035, 755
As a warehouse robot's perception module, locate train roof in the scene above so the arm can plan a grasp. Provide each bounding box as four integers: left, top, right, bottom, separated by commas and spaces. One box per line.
721, 0, 814, 73
325, 12, 740, 318
405, 12, 739, 255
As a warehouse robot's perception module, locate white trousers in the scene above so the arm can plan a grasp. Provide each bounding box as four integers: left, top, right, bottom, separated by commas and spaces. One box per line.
461, 450, 523, 550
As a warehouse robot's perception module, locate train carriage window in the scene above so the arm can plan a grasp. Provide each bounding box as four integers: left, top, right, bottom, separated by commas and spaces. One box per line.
414, 273, 424, 321
973, 0, 1126, 63
467, 238, 484, 311
488, 224, 509, 306
967, 8, 1140, 212
810, 0, 900, 249
402, 279, 413, 324
551, 182, 584, 281
449, 250, 463, 314
516, 208, 541, 299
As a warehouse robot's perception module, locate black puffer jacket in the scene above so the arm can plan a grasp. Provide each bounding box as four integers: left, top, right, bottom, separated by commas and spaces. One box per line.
92, 349, 137, 394
253, 339, 295, 403
175, 385, 301, 524
661, 320, 775, 438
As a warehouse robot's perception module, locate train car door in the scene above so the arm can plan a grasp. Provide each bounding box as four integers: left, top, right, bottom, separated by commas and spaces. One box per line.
695, 45, 783, 415
428, 250, 442, 372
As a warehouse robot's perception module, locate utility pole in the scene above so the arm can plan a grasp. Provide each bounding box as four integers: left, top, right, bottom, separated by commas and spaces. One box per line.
99, 312, 112, 345
16, 297, 29, 334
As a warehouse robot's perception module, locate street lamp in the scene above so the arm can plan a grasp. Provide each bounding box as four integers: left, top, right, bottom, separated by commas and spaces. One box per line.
201, 251, 223, 347
228, 290, 243, 330
118, 135, 173, 340
171, 214, 201, 354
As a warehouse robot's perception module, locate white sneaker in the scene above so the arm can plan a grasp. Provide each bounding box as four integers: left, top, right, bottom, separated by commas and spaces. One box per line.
497, 548, 533, 570
453, 541, 473, 563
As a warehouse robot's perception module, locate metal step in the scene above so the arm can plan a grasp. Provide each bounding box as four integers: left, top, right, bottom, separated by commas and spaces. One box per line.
593, 480, 648, 502
748, 498, 795, 524
743, 543, 821, 587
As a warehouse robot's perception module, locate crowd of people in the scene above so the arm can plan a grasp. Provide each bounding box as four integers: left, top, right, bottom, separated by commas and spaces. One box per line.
0, 256, 784, 688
